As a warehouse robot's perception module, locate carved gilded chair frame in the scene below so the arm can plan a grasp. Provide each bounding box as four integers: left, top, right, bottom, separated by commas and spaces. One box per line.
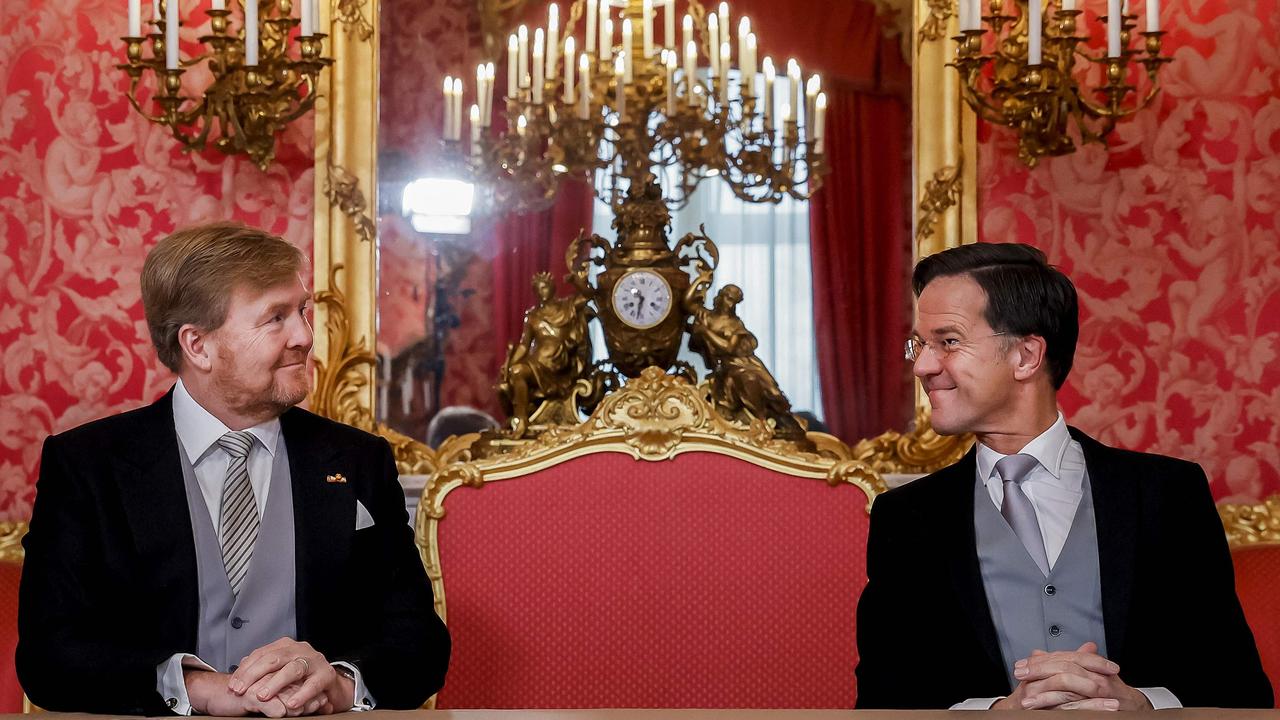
414, 367, 887, 621
1219, 495, 1280, 549
308, 0, 978, 476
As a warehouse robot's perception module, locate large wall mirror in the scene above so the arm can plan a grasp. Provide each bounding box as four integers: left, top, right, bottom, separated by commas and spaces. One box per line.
310, 0, 976, 476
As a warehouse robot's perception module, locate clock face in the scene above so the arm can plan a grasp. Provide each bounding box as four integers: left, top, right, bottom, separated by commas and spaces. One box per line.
612, 270, 673, 330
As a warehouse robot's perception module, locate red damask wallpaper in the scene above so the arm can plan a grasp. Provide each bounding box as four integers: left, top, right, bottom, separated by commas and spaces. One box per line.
0, 0, 314, 520
979, 0, 1280, 501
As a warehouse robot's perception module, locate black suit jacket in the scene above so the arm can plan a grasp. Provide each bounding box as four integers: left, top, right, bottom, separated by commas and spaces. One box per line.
854, 427, 1272, 709
16, 391, 451, 715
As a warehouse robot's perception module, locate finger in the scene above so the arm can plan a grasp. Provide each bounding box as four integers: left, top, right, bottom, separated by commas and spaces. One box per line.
1076, 641, 1099, 655
256, 696, 291, 719
1058, 697, 1121, 711
1020, 651, 1120, 677
256, 657, 313, 703
1024, 671, 1110, 701
281, 666, 335, 712
1020, 690, 1087, 709
1016, 658, 1114, 683
1030, 648, 1049, 657
231, 639, 305, 692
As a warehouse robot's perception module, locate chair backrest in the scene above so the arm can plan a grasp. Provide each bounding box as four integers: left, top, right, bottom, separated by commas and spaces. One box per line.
418, 369, 883, 709
1220, 495, 1280, 708
0, 523, 26, 714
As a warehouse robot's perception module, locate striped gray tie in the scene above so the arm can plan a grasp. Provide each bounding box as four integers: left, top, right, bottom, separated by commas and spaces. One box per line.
217, 431, 259, 596
996, 453, 1051, 577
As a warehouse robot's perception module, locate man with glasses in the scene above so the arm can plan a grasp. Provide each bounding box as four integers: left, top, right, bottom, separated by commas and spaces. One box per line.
854, 243, 1270, 710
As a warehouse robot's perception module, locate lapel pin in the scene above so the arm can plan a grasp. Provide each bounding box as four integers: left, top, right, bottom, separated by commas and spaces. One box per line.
326, 473, 347, 484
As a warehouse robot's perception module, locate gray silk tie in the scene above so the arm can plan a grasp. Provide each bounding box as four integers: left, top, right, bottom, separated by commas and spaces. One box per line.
217, 431, 259, 596
995, 453, 1050, 576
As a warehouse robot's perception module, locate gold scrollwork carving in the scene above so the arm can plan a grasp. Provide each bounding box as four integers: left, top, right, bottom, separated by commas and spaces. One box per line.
0, 521, 26, 564
915, 160, 964, 248
334, 0, 376, 41
918, 0, 955, 44
311, 263, 378, 432
850, 405, 973, 475
324, 165, 376, 245
1218, 495, 1280, 549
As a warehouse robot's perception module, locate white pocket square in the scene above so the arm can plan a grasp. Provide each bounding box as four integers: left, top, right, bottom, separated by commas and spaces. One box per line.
355, 500, 376, 530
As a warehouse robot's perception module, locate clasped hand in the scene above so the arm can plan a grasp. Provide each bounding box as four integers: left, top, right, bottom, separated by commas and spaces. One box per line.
186, 638, 355, 717
993, 642, 1152, 711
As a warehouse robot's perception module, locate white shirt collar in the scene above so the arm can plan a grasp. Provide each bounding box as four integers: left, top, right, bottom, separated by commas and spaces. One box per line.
975, 412, 1076, 489
172, 379, 281, 464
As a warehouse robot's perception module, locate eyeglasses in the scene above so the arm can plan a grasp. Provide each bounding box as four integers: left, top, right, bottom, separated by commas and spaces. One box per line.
904, 333, 1007, 362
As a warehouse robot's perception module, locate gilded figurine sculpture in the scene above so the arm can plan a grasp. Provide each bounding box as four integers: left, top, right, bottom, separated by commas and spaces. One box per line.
685, 281, 807, 440
497, 272, 594, 438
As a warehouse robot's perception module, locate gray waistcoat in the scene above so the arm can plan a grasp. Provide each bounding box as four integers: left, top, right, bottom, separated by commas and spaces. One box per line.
974, 472, 1107, 690
179, 437, 298, 671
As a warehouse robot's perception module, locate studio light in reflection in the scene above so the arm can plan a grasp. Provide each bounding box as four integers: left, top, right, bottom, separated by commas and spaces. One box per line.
403, 177, 475, 235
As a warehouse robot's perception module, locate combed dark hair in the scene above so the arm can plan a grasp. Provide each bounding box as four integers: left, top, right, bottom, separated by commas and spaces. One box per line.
912, 243, 1078, 389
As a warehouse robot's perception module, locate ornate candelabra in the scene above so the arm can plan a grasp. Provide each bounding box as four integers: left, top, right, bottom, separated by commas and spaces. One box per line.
443, 0, 829, 212
119, 0, 332, 170
951, 0, 1170, 167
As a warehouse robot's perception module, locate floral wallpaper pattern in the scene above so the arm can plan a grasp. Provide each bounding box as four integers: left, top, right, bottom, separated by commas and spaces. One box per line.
0, 0, 314, 520
979, 0, 1280, 501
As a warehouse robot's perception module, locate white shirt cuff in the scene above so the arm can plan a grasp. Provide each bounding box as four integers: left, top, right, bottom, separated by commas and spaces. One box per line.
156, 653, 216, 715
1139, 687, 1182, 709
950, 696, 1003, 710
333, 661, 376, 710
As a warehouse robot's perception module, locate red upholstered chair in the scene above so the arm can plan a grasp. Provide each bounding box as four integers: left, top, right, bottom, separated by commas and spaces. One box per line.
0, 523, 26, 714
1220, 496, 1280, 708
417, 369, 885, 708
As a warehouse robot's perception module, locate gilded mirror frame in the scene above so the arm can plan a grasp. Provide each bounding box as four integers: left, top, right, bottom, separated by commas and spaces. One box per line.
309, 0, 977, 475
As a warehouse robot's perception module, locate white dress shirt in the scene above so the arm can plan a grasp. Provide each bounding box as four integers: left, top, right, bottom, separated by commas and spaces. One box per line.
156, 380, 374, 714
952, 413, 1179, 711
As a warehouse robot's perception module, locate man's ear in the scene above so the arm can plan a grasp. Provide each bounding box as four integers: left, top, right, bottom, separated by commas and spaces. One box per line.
1012, 335, 1048, 382
178, 324, 214, 373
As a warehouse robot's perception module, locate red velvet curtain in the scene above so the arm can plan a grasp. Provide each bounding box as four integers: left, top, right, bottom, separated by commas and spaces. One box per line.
809, 86, 911, 442
488, 181, 596, 384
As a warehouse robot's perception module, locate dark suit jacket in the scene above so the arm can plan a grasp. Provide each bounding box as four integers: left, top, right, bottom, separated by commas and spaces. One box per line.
17, 390, 451, 715
854, 427, 1272, 709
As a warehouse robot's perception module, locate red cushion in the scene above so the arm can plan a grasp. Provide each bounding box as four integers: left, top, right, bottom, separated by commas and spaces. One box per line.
0, 561, 21, 713
433, 451, 870, 708
1232, 544, 1280, 708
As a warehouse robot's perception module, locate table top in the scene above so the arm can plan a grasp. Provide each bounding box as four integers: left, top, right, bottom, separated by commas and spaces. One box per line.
8, 709, 1280, 720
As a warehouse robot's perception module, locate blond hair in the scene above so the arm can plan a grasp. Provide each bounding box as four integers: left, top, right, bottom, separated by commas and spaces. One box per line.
141, 222, 306, 373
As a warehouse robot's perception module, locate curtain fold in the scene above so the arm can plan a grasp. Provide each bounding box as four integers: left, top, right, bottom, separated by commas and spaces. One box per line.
489, 180, 596, 386
808, 84, 912, 442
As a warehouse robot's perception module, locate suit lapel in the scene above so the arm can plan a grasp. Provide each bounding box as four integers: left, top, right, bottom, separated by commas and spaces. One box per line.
115, 390, 200, 647
1072, 427, 1137, 665
281, 408, 349, 639
942, 449, 1006, 677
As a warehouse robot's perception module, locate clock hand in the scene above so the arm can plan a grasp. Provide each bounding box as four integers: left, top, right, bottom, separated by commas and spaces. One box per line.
635, 293, 646, 318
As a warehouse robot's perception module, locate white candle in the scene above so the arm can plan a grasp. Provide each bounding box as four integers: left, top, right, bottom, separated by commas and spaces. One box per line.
166, 0, 180, 69
508, 34, 519, 97
708, 13, 719, 78
806, 74, 820, 128
718, 2, 729, 48
212, 0, 224, 11
1061, 0, 1075, 12
128, 0, 141, 36
476, 64, 486, 112
601, 17, 613, 61
517, 113, 527, 137
518, 25, 529, 88
1146, 0, 1160, 31
614, 54, 626, 120
622, 19, 633, 73
787, 59, 800, 126
683, 14, 693, 57
780, 102, 791, 130
622, 47, 632, 84
719, 41, 730, 104
532, 29, 545, 103
665, 49, 676, 115
1028, 0, 1042, 64
642, 0, 653, 57
737, 17, 749, 70
814, 92, 827, 152
442, 77, 453, 139
579, 53, 591, 118
547, 4, 559, 80
453, 78, 464, 140
664, 0, 675, 51
586, 0, 598, 53
1107, 0, 1122, 56
470, 105, 481, 159
564, 36, 576, 101
745, 34, 757, 91
153, 0, 160, 27
300, 0, 312, 36
485, 62, 495, 121
684, 40, 697, 106
762, 56, 775, 130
